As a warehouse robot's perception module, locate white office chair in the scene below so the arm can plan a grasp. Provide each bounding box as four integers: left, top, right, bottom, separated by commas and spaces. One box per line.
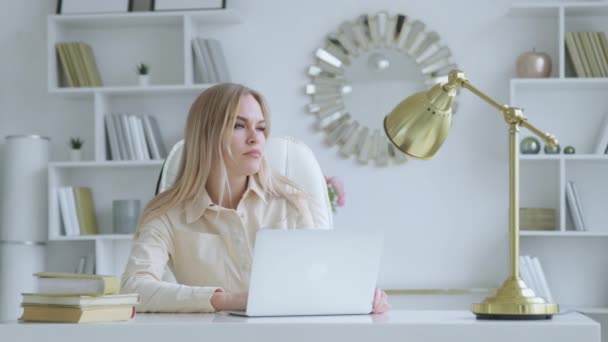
155, 136, 333, 228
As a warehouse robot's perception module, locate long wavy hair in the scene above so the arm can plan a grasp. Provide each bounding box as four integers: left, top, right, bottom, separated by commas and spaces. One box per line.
139, 83, 306, 226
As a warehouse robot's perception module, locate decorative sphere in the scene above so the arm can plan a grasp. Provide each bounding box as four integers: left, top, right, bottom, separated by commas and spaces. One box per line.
544, 143, 561, 154
564, 146, 576, 154
520, 137, 541, 154
516, 48, 552, 78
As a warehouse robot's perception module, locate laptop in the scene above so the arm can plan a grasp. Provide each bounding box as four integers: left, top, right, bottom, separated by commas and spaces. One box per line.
228, 229, 383, 317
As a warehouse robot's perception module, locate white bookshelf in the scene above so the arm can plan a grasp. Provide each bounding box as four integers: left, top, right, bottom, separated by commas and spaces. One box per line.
46, 9, 242, 276
511, 2, 608, 314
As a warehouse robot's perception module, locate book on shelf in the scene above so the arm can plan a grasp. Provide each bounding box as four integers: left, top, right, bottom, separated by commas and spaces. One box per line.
34, 272, 120, 296
74, 187, 99, 235
519, 207, 556, 231
594, 113, 608, 154
565, 32, 608, 78
104, 115, 122, 160
192, 38, 231, 83
57, 186, 99, 236
55, 42, 103, 88
105, 114, 166, 161
519, 255, 553, 303
20, 304, 135, 323
206, 39, 231, 82
74, 253, 96, 274
565, 180, 586, 231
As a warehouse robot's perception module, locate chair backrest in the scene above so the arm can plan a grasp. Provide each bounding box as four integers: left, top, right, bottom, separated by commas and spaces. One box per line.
155, 136, 333, 228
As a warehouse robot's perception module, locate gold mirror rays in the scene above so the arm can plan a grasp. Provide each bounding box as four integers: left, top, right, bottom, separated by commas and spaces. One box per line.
306, 12, 457, 166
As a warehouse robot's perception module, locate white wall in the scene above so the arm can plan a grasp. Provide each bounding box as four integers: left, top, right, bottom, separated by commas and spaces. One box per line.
0, 0, 565, 292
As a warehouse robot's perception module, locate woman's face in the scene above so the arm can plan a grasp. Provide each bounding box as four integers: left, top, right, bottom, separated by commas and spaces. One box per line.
224, 94, 267, 177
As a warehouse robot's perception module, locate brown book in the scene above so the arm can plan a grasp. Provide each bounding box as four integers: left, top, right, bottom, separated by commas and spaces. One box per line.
20, 304, 134, 323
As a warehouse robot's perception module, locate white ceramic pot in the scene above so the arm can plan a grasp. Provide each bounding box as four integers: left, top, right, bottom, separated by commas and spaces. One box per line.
138, 74, 150, 86
70, 149, 82, 161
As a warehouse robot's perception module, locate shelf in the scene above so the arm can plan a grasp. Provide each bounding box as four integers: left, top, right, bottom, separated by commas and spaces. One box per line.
511, 78, 608, 90
49, 84, 215, 98
563, 3, 608, 17
521, 231, 608, 237
49, 234, 134, 241
509, 3, 560, 17
520, 154, 608, 161
49, 160, 164, 168
49, 9, 242, 28
569, 307, 608, 315
520, 155, 561, 161
510, 2, 608, 17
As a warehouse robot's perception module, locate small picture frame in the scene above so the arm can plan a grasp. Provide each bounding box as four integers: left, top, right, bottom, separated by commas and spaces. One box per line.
152, 0, 226, 11
129, 0, 153, 12
56, 0, 130, 15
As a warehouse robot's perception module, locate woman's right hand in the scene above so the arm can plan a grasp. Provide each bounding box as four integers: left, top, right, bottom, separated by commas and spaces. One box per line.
210, 290, 248, 311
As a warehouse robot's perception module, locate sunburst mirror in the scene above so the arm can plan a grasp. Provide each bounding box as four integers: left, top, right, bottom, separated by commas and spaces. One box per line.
306, 12, 458, 166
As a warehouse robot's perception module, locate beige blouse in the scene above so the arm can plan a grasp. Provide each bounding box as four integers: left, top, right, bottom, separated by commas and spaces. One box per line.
120, 176, 322, 312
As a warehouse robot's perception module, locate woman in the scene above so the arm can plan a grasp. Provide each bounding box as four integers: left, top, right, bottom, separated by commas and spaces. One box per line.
121, 83, 389, 314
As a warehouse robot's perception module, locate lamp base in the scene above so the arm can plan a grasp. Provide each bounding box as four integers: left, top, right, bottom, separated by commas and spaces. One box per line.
471, 276, 559, 320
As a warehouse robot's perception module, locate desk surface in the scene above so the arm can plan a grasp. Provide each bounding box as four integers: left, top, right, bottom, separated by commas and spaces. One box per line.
1, 310, 600, 342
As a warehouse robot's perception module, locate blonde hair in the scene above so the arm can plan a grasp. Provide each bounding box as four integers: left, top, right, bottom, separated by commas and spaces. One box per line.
139, 83, 307, 226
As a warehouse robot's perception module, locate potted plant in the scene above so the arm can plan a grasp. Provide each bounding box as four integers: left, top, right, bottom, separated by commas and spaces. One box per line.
69, 137, 83, 161
135, 62, 150, 86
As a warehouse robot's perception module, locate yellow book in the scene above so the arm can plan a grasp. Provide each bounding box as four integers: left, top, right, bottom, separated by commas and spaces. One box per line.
55, 43, 72, 87
33, 272, 120, 296
573, 32, 592, 77
56, 43, 77, 87
565, 32, 586, 77
78, 43, 96, 87
83, 43, 103, 86
66, 42, 87, 86
73, 187, 99, 235
580, 32, 602, 77
21, 293, 139, 306
595, 32, 608, 77
599, 32, 608, 71
20, 304, 134, 323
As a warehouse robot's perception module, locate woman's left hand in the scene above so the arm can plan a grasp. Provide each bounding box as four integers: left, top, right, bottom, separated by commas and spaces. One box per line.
371, 288, 390, 314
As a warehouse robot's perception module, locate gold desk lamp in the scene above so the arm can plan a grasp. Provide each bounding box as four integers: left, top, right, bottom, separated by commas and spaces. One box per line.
383, 70, 559, 320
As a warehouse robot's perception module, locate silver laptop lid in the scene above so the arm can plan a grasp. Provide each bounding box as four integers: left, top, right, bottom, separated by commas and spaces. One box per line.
245, 229, 383, 316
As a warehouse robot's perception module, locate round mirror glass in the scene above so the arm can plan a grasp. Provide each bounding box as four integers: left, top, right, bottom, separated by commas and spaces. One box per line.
306, 12, 457, 166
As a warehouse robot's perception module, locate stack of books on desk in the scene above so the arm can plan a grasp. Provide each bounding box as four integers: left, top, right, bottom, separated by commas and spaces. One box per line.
20, 272, 139, 323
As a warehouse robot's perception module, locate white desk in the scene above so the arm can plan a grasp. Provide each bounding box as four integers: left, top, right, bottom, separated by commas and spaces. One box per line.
0, 310, 600, 342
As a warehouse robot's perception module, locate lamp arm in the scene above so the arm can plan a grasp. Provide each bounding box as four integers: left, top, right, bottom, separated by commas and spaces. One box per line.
446, 71, 558, 147
460, 80, 506, 113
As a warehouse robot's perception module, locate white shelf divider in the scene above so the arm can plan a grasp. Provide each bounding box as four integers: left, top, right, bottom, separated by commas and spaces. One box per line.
521, 231, 608, 237
50, 234, 134, 241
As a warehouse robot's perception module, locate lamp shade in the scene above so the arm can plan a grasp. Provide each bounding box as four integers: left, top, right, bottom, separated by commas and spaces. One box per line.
383, 83, 456, 159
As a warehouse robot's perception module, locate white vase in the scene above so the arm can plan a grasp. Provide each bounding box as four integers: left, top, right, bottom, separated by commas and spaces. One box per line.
70, 149, 82, 161
0, 134, 49, 320
138, 74, 150, 86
